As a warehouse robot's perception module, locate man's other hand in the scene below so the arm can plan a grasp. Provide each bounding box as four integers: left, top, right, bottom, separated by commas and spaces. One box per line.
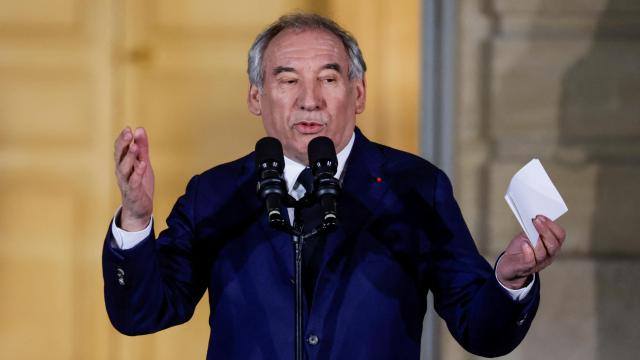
114, 127, 154, 231
496, 215, 566, 289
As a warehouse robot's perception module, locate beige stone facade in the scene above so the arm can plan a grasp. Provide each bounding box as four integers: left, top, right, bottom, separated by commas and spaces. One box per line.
451, 1, 640, 359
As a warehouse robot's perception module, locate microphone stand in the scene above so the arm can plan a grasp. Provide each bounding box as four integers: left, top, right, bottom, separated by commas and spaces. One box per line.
257, 135, 339, 360
291, 205, 304, 360
270, 194, 327, 360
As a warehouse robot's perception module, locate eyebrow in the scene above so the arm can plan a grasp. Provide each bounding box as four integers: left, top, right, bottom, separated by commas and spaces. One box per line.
273, 66, 295, 76
323, 63, 342, 73
271, 63, 343, 76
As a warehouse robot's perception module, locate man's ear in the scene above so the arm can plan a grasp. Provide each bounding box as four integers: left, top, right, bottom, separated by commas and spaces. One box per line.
247, 84, 262, 115
354, 77, 366, 114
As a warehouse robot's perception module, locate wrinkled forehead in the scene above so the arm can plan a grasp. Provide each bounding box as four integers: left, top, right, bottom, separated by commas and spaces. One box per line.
263, 28, 350, 68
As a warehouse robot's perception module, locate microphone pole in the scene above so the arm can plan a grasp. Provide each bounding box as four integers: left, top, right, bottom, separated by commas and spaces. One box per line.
255, 137, 304, 360
292, 207, 304, 360
254, 136, 341, 360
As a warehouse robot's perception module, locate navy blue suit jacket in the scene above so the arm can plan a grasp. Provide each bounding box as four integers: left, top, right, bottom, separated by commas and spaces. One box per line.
103, 129, 539, 359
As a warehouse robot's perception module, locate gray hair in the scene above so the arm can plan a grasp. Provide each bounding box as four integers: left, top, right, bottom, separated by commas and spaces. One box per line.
247, 13, 367, 90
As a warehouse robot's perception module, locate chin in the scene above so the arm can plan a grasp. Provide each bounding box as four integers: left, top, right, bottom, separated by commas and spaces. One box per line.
283, 143, 308, 162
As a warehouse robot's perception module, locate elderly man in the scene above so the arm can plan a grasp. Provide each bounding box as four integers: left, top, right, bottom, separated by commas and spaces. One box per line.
104, 13, 565, 359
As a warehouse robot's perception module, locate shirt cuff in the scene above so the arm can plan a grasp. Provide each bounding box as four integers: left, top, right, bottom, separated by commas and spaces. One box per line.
110, 206, 153, 250
494, 255, 536, 302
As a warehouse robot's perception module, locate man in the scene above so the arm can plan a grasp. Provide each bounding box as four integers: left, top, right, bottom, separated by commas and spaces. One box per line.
104, 13, 565, 359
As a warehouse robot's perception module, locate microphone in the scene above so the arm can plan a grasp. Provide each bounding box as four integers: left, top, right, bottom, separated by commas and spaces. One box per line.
308, 136, 340, 231
255, 137, 286, 228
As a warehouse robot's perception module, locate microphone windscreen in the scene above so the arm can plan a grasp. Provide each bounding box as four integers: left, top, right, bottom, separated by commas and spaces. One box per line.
308, 136, 337, 165
255, 137, 284, 171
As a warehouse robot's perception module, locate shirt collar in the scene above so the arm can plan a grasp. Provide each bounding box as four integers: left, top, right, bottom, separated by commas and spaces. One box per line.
283, 132, 355, 194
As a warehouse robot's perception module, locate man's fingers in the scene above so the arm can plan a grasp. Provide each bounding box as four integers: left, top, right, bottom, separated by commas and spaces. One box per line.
520, 241, 535, 269
129, 160, 147, 188
133, 127, 151, 163
117, 142, 139, 182
543, 216, 566, 245
531, 222, 548, 263
541, 233, 560, 258
536, 216, 563, 258
114, 127, 133, 164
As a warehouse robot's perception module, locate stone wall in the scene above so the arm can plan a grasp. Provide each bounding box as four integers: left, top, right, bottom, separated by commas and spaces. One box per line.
451, 1, 640, 359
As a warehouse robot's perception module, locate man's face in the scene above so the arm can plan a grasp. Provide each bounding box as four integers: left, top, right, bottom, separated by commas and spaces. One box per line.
248, 29, 366, 164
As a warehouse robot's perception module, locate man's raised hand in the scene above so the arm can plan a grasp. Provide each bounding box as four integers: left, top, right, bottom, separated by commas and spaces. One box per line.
114, 127, 155, 231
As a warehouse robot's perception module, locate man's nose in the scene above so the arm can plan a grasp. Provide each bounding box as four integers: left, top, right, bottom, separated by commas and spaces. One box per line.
297, 82, 323, 111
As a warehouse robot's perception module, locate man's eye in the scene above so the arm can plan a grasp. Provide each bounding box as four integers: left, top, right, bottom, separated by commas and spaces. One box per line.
323, 78, 336, 84
280, 79, 297, 85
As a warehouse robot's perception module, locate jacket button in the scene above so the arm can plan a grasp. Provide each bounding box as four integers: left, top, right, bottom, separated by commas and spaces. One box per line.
517, 313, 528, 326
116, 268, 125, 286
306, 334, 319, 345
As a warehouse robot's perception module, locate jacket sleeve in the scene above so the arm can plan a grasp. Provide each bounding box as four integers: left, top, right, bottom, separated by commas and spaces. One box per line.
102, 175, 208, 335
428, 169, 540, 357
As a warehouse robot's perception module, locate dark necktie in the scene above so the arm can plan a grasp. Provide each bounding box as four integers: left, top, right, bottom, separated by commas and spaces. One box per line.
295, 167, 326, 305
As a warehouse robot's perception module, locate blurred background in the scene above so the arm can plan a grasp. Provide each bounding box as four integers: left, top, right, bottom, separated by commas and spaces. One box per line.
0, 0, 637, 359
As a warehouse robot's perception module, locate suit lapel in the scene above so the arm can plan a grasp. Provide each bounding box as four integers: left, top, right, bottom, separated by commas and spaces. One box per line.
319, 129, 389, 275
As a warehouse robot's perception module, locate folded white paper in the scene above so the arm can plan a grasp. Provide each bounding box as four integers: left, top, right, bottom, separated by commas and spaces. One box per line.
504, 159, 568, 246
